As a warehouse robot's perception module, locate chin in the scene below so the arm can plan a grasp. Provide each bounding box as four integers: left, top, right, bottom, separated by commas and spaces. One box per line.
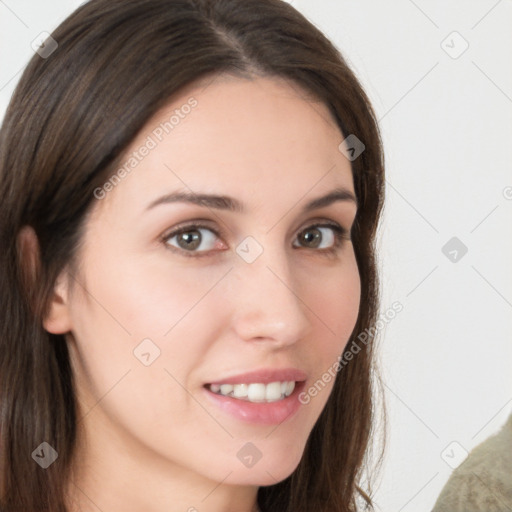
222, 446, 305, 486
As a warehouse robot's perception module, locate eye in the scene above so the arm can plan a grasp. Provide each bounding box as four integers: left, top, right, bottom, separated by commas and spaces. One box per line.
163, 225, 222, 256
293, 222, 350, 254
161, 221, 350, 258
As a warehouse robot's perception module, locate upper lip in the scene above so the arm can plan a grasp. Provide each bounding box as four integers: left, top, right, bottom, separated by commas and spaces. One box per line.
207, 368, 308, 386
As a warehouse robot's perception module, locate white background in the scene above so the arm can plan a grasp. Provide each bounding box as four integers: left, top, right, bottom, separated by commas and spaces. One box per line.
1, 1, 511, 511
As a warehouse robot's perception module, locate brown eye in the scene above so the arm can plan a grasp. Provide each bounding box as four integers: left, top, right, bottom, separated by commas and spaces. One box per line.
175, 230, 201, 250
162, 221, 349, 259
295, 224, 340, 250
164, 226, 219, 253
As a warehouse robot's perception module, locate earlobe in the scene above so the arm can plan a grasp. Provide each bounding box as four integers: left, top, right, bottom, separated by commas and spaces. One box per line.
17, 225, 73, 334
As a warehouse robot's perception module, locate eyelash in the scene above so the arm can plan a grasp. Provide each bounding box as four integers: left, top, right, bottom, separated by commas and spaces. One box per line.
160, 220, 351, 259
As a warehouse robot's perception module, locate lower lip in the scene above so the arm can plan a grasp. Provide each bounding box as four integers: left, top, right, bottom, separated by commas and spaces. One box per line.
203, 382, 305, 425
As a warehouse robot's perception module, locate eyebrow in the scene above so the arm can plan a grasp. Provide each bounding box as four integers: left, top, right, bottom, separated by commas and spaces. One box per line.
145, 186, 357, 213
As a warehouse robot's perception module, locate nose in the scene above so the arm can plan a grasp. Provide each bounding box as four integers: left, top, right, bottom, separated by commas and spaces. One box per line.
228, 247, 313, 348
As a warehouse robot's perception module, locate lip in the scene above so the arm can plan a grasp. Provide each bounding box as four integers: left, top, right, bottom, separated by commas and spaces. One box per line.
203, 368, 308, 425
206, 368, 308, 386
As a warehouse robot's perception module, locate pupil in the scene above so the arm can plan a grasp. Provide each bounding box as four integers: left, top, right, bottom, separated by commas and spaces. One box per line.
176, 228, 323, 251
179, 231, 200, 249
303, 229, 321, 248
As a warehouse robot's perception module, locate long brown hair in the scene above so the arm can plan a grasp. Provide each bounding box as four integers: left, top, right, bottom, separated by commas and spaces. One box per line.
0, 0, 386, 510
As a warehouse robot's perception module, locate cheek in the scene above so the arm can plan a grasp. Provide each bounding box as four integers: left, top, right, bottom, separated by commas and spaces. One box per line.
282, 252, 360, 417
75, 246, 228, 342
304, 252, 361, 355
66, 263, 223, 460
66, 255, 222, 406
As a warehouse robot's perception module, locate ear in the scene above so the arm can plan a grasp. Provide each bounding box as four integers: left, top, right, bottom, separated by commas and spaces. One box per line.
17, 225, 73, 334
43, 268, 74, 334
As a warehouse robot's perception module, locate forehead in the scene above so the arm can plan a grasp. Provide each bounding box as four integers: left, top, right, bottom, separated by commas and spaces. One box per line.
93, 74, 354, 217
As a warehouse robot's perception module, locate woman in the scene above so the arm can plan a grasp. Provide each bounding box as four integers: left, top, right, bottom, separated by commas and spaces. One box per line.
0, 0, 386, 510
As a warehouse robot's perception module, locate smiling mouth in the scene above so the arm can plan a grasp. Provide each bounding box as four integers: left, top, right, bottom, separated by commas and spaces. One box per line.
206, 381, 296, 403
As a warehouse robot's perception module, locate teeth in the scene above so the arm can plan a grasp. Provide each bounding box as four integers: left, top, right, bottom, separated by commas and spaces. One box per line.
265, 382, 282, 401
219, 384, 233, 395
248, 383, 266, 401
208, 381, 296, 402
233, 383, 248, 398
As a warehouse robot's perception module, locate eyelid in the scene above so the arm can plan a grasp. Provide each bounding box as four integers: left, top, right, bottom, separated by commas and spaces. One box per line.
160, 219, 223, 243
159, 219, 224, 257
160, 217, 352, 257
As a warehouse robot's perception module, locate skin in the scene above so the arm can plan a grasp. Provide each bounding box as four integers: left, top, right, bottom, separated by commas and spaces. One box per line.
42, 74, 361, 512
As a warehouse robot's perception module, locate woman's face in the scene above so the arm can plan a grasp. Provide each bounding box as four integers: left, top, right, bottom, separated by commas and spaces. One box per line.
49, 75, 361, 494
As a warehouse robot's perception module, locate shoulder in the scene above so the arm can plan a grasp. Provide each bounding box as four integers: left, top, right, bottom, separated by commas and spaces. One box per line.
431, 413, 512, 512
